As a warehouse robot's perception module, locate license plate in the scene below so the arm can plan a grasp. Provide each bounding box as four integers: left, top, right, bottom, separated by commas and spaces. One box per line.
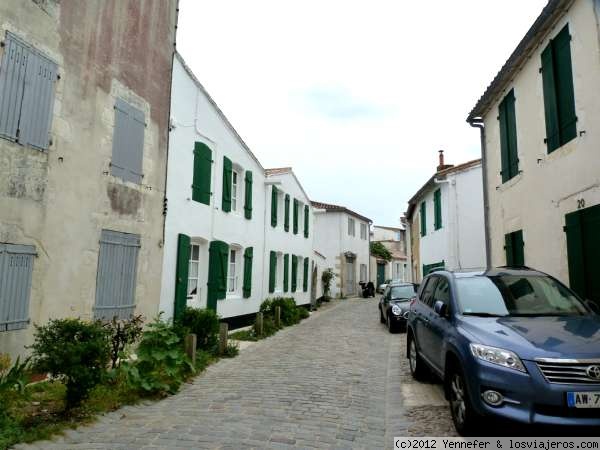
567, 391, 600, 408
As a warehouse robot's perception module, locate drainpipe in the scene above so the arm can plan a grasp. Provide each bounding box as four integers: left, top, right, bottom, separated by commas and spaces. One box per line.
468, 117, 492, 268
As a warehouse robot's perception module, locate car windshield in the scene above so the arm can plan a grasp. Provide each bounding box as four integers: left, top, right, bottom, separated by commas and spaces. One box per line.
390, 285, 415, 301
456, 275, 588, 317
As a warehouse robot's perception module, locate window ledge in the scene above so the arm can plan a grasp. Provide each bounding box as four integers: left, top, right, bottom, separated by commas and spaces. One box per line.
226, 294, 242, 300
496, 172, 523, 193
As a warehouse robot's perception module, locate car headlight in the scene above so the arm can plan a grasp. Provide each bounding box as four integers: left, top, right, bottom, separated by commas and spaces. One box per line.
391, 304, 402, 316
469, 343, 526, 372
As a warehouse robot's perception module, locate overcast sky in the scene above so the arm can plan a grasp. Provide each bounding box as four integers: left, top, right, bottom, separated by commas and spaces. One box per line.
176, 0, 547, 226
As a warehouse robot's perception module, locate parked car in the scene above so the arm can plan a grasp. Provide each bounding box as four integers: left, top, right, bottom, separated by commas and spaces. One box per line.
379, 282, 418, 333
406, 267, 600, 435
377, 279, 392, 294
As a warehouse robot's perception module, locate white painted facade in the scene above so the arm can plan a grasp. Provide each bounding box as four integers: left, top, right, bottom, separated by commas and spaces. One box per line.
160, 54, 321, 320
474, 0, 600, 295
408, 161, 486, 281
312, 204, 371, 298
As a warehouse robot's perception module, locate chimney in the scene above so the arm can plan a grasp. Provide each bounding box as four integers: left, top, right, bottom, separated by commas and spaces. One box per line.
437, 149, 454, 172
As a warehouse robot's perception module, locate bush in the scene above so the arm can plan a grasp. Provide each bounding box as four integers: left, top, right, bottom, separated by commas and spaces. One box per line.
178, 307, 220, 352
0, 354, 29, 396
122, 316, 194, 396
298, 306, 310, 320
261, 297, 300, 326
322, 269, 336, 298
104, 315, 144, 369
30, 318, 110, 409
221, 342, 239, 358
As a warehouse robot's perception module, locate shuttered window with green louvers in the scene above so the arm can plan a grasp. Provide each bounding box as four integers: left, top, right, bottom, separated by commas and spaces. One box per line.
271, 186, 278, 227
222, 157, 233, 212
284, 194, 290, 232
269, 251, 277, 293
244, 171, 253, 219
420, 201, 427, 237
207, 240, 229, 310
192, 142, 212, 205
291, 255, 298, 292
504, 230, 525, 267
304, 205, 309, 238
243, 247, 253, 298
173, 234, 191, 320
283, 254, 289, 292
498, 90, 519, 183
303, 258, 309, 292
293, 199, 299, 235
541, 24, 576, 153
433, 189, 442, 230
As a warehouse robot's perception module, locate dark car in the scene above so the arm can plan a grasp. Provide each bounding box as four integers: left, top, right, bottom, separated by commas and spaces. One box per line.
406, 267, 600, 436
379, 282, 418, 333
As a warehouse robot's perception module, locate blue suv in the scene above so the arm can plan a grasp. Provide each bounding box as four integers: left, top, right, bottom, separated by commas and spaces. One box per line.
406, 267, 600, 435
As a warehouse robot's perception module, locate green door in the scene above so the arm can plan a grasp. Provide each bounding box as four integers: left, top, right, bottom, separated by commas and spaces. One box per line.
565, 205, 600, 308
207, 240, 229, 311
377, 263, 385, 287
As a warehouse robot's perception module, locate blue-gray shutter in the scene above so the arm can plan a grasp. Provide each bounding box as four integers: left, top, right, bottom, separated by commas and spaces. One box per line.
19, 49, 57, 150
94, 230, 140, 320
0, 33, 30, 142
0, 243, 36, 332
111, 98, 145, 184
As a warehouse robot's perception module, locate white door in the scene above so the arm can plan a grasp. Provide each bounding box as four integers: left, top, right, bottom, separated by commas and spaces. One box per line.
346, 259, 355, 295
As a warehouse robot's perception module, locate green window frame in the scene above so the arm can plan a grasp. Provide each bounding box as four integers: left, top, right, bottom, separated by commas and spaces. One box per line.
293, 199, 299, 235
283, 254, 289, 292
222, 156, 232, 212
420, 201, 427, 237
433, 189, 442, 230
303, 258, 309, 292
498, 89, 519, 183
284, 194, 290, 232
207, 240, 229, 310
541, 24, 577, 153
304, 205, 309, 238
243, 171, 253, 220
191, 142, 212, 205
242, 247, 253, 298
291, 255, 298, 292
504, 230, 525, 267
268, 251, 277, 293
270, 186, 278, 227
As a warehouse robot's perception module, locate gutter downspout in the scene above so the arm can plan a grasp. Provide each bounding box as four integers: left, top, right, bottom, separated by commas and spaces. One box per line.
468, 117, 492, 268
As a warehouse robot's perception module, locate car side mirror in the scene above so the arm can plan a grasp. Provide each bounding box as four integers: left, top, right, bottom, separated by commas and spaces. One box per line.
585, 299, 600, 315
434, 300, 448, 318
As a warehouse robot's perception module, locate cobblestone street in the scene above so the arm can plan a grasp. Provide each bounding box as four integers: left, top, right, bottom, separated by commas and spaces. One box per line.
21, 298, 455, 450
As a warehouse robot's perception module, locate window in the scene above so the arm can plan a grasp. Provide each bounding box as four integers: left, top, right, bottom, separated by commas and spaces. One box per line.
293, 199, 299, 234
228, 249, 238, 294
360, 223, 367, 240
269, 251, 277, 293
504, 230, 525, 267
396, 231, 401, 241
0, 243, 35, 331
222, 156, 233, 212
291, 255, 298, 292
231, 170, 239, 212
242, 247, 253, 298
0, 32, 57, 151
192, 142, 212, 205
433, 189, 442, 230
111, 98, 145, 184
276, 252, 284, 292
498, 90, 519, 183
348, 218, 355, 236
95, 230, 140, 320
360, 264, 367, 282
393, 262, 401, 280
304, 205, 310, 238
271, 186, 278, 227
433, 277, 450, 308
297, 257, 303, 293
541, 24, 577, 153
419, 277, 439, 308
420, 202, 427, 236
243, 171, 253, 220
284, 194, 290, 232
187, 244, 200, 301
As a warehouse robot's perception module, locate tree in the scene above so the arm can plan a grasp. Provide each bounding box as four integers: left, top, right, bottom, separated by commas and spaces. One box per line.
370, 241, 392, 262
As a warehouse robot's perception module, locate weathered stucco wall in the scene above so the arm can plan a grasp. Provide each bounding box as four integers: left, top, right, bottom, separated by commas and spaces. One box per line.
0, 0, 177, 358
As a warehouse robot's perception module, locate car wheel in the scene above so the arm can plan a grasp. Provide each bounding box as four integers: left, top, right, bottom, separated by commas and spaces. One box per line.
386, 314, 397, 333
379, 307, 385, 324
408, 335, 427, 380
448, 367, 481, 436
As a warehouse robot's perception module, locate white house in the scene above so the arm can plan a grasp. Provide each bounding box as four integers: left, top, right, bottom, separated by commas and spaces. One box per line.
369, 225, 410, 288
406, 152, 486, 282
160, 54, 321, 323
467, 0, 600, 308
311, 201, 371, 298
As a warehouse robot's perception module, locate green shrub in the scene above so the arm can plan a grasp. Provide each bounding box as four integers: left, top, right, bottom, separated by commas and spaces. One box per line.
0, 354, 29, 396
122, 316, 194, 396
221, 342, 239, 358
178, 307, 220, 352
321, 269, 336, 298
298, 306, 310, 320
262, 297, 300, 326
30, 318, 110, 409
104, 315, 144, 369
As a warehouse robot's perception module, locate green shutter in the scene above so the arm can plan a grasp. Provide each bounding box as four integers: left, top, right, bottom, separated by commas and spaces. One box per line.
243, 247, 253, 298
207, 240, 229, 310
542, 42, 561, 153
192, 142, 212, 205
173, 234, 191, 320
283, 254, 289, 292
553, 25, 577, 146
269, 251, 277, 293
244, 171, 253, 220
284, 194, 290, 232
499, 90, 519, 182
420, 202, 427, 236
422, 261, 444, 276
434, 189, 442, 230
565, 211, 585, 298
513, 230, 525, 266
504, 233, 514, 266
291, 255, 298, 292
271, 186, 278, 227
293, 199, 299, 235
304, 205, 309, 238
303, 258, 309, 292
222, 156, 232, 212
